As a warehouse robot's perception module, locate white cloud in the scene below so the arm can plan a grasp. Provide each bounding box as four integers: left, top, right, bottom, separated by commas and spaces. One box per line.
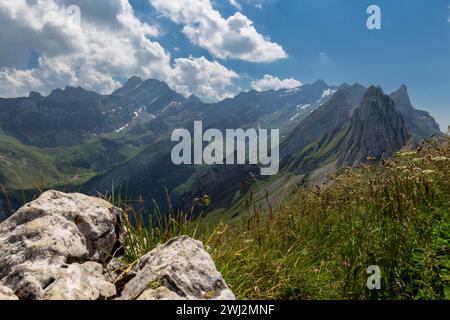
228, 0, 242, 10
251, 74, 301, 92
169, 56, 239, 102
148, 0, 287, 63
0, 0, 240, 102
0, 0, 169, 95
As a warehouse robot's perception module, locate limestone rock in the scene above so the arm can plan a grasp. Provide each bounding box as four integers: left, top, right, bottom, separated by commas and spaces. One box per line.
43, 262, 116, 300
0, 190, 121, 300
0, 284, 18, 300
119, 236, 235, 300
0, 191, 234, 301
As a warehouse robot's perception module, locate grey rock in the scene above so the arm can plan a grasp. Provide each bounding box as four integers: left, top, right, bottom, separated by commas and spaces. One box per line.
338, 86, 409, 166
0, 190, 121, 300
43, 262, 116, 300
0, 284, 18, 300
0, 191, 234, 301
119, 236, 235, 300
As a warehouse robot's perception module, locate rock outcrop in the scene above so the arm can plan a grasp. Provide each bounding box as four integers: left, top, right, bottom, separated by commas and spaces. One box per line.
118, 236, 235, 300
0, 190, 121, 300
0, 190, 234, 300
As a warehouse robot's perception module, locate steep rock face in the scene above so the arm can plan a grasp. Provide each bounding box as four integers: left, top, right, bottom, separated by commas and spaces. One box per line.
0, 191, 234, 300
390, 85, 441, 142
281, 83, 367, 171
338, 86, 408, 166
118, 236, 235, 300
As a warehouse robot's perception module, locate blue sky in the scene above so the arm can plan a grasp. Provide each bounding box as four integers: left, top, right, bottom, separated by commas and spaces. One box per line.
130, 0, 450, 129
0, 0, 449, 129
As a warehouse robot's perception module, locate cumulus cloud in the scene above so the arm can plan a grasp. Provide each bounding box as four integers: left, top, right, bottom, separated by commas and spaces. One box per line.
148, 0, 287, 63
0, 0, 169, 95
251, 74, 301, 92
169, 56, 239, 102
0, 0, 240, 102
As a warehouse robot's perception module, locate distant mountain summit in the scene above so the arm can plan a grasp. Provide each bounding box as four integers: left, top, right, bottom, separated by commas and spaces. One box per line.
47, 86, 100, 103
338, 86, 409, 166
112, 76, 143, 96
0, 78, 188, 147
390, 85, 441, 142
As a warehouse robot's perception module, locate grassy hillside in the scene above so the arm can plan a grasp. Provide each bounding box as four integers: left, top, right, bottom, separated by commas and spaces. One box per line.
0, 131, 61, 190
0, 127, 147, 192
117, 132, 450, 300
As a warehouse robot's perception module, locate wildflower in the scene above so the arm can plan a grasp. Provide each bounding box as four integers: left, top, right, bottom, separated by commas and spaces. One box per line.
202, 194, 212, 207
422, 170, 435, 175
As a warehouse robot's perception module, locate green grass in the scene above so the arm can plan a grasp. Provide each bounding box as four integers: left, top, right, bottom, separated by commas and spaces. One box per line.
0, 131, 61, 190
116, 134, 450, 300
0, 127, 147, 191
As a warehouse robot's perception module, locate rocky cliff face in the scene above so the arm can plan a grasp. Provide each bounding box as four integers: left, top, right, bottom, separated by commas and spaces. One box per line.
0, 191, 234, 300
338, 86, 409, 166
280, 83, 367, 173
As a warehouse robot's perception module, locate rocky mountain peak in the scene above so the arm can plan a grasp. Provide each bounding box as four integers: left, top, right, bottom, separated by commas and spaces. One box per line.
338, 86, 409, 166
28, 91, 42, 100
390, 84, 413, 113
311, 79, 328, 88
112, 76, 144, 96
47, 86, 100, 103
389, 84, 441, 141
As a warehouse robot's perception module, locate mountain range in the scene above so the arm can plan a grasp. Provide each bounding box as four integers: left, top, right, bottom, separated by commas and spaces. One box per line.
0, 77, 442, 220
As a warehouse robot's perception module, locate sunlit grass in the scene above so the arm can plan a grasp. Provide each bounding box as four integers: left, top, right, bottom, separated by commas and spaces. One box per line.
116, 133, 450, 300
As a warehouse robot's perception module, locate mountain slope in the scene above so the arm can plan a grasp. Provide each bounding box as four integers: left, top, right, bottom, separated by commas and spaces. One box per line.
79, 80, 338, 209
